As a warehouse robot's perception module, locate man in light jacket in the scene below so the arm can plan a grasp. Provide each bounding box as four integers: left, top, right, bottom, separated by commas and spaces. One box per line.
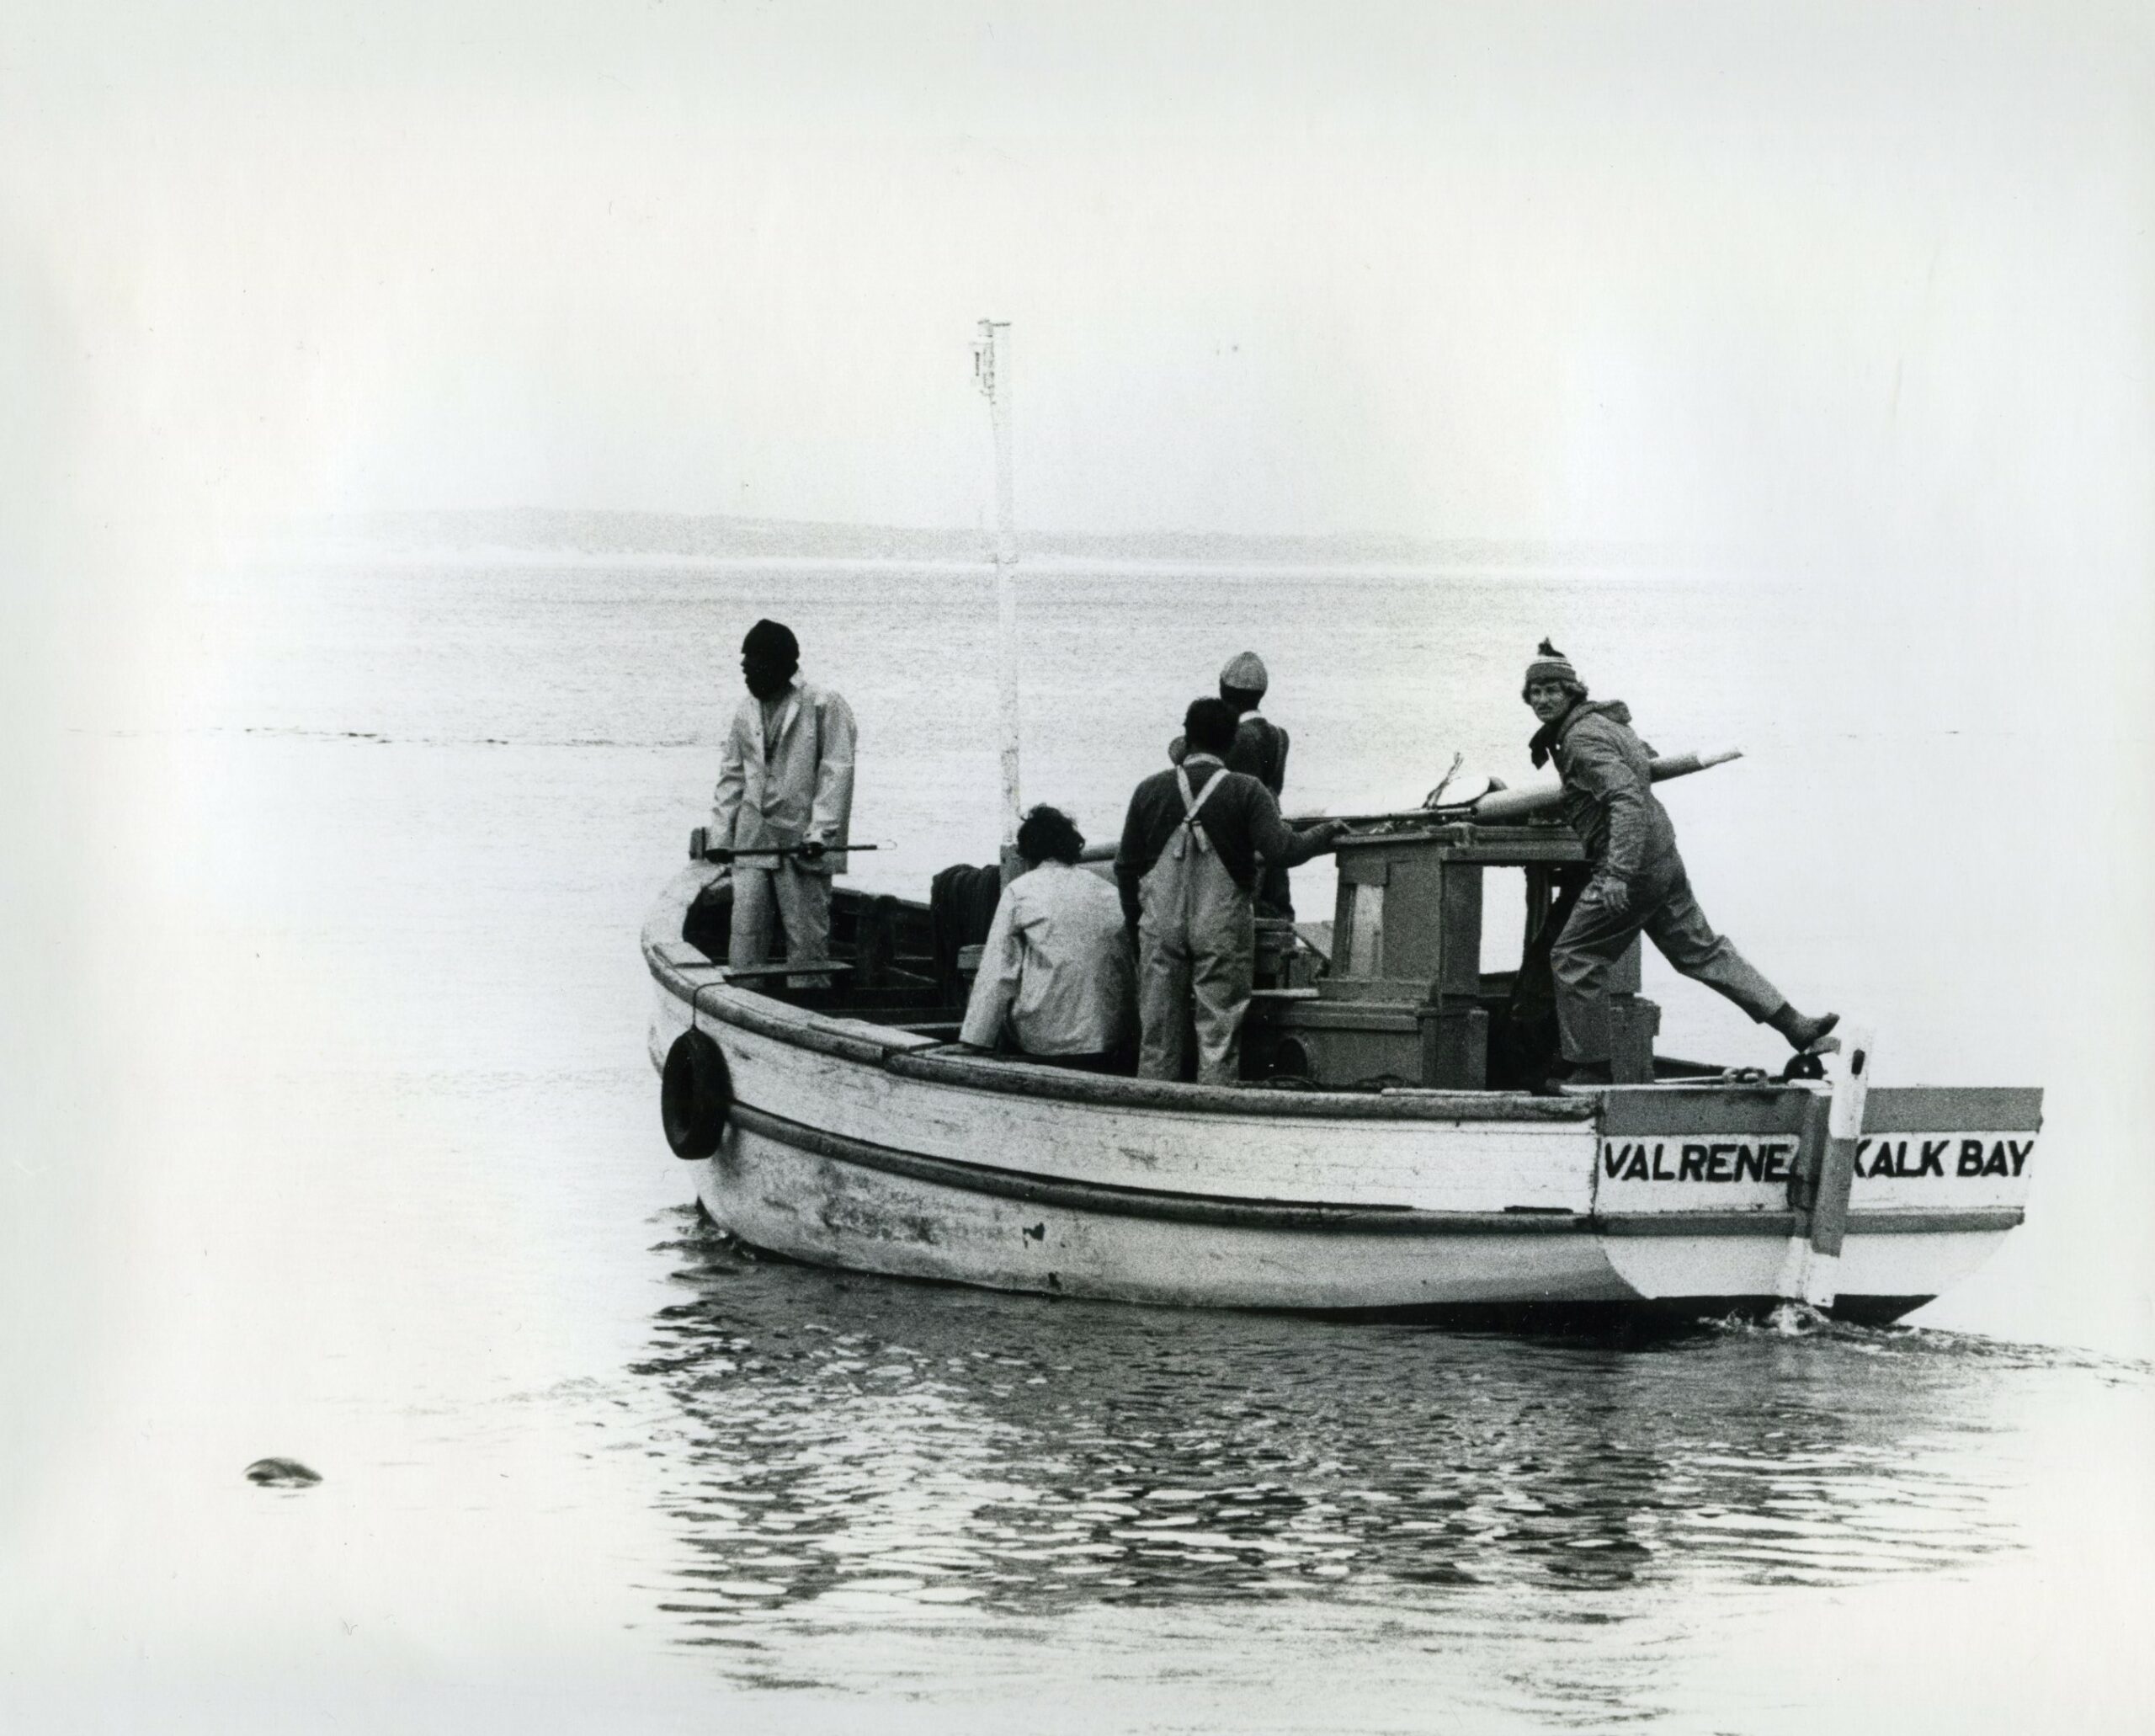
1524, 640, 1836, 1084
708, 619, 857, 979
960, 806, 1136, 1068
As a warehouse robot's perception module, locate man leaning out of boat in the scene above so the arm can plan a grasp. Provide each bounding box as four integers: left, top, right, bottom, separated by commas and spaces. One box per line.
959, 805, 1137, 1069
1523, 639, 1837, 1085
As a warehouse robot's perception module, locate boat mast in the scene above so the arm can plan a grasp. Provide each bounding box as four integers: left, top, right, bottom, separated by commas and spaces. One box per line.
974, 318, 1021, 861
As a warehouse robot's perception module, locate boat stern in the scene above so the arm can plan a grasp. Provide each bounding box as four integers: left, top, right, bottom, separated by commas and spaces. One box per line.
1588, 1082, 2041, 1320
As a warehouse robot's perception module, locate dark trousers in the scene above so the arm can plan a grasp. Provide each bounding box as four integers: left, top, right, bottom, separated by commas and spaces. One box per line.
1016, 1047, 1132, 1074
1551, 866, 1785, 1063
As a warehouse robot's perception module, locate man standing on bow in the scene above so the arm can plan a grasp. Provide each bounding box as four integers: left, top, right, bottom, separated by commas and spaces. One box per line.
1523, 641, 1837, 1085
1119, 697, 1347, 1084
708, 619, 858, 978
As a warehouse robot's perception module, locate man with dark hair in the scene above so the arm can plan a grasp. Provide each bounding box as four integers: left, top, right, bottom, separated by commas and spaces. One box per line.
1118, 699, 1348, 1084
708, 618, 857, 982
1523, 641, 1837, 1085
960, 805, 1135, 1066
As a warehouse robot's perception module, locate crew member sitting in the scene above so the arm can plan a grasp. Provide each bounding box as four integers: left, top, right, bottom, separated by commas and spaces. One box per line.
959, 806, 1136, 1068
1523, 640, 1838, 1085
1119, 699, 1348, 1085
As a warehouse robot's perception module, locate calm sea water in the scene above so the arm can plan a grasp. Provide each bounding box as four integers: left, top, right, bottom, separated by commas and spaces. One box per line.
8, 548, 2150, 1731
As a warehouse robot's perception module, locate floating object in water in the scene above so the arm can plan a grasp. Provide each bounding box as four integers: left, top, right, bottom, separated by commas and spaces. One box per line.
244, 1457, 322, 1488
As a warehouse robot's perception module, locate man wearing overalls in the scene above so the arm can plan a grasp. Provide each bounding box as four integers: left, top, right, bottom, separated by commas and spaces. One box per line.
1115, 698, 1347, 1084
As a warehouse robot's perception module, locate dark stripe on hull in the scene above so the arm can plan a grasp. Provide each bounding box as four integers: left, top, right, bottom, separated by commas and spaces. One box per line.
1598, 1207, 2025, 1238
1600, 1084, 2042, 1137
726, 1103, 1589, 1236
726, 1104, 2021, 1243
1861, 1088, 2044, 1134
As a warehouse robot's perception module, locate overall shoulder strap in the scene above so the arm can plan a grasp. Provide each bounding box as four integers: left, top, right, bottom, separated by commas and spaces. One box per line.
1175, 764, 1226, 849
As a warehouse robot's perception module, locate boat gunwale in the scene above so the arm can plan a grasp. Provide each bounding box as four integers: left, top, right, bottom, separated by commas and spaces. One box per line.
642, 872, 2042, 1130
648, 937, 1596, 1123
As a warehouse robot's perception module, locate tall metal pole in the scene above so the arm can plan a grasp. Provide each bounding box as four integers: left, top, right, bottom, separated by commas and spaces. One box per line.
975, 319, 1021, 859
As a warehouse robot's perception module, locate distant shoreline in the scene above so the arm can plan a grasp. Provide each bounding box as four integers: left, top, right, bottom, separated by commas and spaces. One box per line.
247, 507, 1696, 578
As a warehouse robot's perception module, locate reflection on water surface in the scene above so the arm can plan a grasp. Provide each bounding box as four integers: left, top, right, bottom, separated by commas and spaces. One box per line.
630, 1211, 2038, 1657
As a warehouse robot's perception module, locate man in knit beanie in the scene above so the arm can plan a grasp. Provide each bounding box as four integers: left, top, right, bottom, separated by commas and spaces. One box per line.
1523, 640, 1837, 1084
1169, 651, 1297, 914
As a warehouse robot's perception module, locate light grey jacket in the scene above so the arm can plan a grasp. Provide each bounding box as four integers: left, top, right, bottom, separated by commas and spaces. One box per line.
710, 678, 857, 874
960, 861, 1136, 1056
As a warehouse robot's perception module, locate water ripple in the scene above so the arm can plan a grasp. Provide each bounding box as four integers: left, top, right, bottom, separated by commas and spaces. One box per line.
615, 1211, 2121, 1662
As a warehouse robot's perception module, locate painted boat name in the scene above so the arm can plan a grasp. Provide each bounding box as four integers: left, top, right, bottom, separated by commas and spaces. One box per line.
1601, 1141, 1796, 1184
1599, 1137, 2035, 1184
1854, 1137, 2033, 1180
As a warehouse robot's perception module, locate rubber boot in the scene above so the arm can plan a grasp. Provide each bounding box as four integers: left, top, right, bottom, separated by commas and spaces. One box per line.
1767, 1005, 1840, 1053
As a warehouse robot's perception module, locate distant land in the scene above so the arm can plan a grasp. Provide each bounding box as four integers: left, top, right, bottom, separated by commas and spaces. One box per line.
273, 508, 1674, 573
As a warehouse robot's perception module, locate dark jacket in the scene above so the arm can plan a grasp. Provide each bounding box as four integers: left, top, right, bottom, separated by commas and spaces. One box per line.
1114, 756, 1322, 929
1532, 700, 1680, 884
1227, 714, 1289, 795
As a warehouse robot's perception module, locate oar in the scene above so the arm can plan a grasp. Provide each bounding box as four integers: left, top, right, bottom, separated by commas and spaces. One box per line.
1285, 748, 1743, 830
688, 827, 892, 861
1463, 748, 1741, 824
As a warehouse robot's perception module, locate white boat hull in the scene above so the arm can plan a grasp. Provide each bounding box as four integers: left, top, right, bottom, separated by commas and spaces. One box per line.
708, 1120, 1633, 1310
644, 868, 2039, 1321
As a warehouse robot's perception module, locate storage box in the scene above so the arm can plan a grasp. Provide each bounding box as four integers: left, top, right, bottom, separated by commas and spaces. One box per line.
1252, 996, 1490, 1089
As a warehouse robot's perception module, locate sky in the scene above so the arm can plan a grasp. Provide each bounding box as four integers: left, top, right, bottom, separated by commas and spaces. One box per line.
0, 0, 2147, 563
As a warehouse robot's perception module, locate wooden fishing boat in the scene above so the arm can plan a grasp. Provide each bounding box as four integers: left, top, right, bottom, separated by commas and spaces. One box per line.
644, 320, 2038, 1323
641, 838, 2040, 1324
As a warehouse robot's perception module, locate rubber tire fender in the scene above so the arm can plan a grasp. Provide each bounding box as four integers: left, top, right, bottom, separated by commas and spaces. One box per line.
662, 1027, 732, 1159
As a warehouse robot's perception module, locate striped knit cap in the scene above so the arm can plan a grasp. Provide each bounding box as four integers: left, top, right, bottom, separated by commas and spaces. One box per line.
1521, 638, 1585, 700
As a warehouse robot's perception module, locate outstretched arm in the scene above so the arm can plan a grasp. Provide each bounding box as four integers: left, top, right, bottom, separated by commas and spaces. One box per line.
1247, 783, 1341, 868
